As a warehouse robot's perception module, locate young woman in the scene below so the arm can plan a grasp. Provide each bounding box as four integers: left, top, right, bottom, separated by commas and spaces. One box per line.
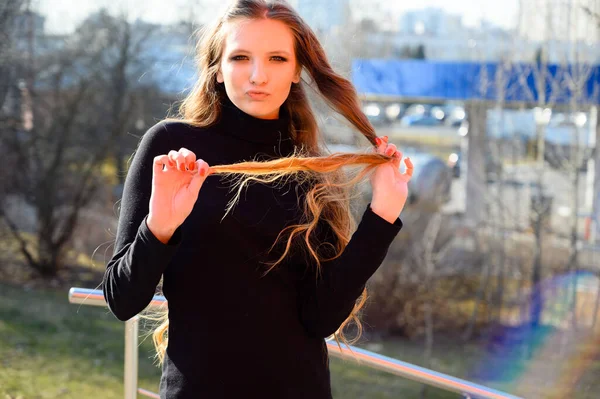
102, 1, 413, 398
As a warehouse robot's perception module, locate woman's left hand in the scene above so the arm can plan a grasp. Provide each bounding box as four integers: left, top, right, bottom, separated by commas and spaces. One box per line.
368, 136, 414, 223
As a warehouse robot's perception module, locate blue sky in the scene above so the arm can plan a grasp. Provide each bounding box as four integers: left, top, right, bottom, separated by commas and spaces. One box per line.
36, 0, 519, 35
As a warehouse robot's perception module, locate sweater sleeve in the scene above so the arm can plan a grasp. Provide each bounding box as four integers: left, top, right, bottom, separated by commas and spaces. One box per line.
102, 122, 183, 321
296, 203, 403, 338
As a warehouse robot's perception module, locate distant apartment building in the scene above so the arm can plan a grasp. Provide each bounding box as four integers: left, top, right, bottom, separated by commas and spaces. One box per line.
399, 8, 464, 38
354, 6, 599, 63
516, 0, 600, 63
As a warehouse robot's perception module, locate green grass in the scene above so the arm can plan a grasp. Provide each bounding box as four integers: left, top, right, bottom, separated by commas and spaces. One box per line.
330, 336, 485, 398
329, 358, 464, 399
0, 283, 473, 398
0, 283, 162, 399
3, 282, 600, 398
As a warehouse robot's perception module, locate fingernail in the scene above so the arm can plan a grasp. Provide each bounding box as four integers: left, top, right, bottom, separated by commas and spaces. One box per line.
375, 137, 381, 145
189, 163, 195, 171
200, 168, 206, 177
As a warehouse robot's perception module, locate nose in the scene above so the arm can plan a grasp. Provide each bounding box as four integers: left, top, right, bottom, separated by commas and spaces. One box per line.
250, 60, 267, 85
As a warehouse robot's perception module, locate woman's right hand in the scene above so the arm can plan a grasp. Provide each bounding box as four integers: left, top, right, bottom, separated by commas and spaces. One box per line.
147, 148, 212, 243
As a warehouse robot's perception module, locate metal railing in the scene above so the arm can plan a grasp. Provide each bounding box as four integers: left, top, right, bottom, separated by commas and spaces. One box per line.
68, 287, 522, 399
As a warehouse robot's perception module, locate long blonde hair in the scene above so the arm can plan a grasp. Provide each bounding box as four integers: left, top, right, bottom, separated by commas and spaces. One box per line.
149, 0, 391, 365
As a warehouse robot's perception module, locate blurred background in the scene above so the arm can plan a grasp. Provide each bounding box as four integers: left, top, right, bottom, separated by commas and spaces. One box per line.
1, 0, 600, 398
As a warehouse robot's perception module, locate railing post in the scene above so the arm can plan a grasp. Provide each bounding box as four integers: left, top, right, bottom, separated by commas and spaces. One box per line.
124, 316, 139, 399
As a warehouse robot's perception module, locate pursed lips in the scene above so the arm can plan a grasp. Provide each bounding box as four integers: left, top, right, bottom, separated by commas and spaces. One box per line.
247, 90, 270, 100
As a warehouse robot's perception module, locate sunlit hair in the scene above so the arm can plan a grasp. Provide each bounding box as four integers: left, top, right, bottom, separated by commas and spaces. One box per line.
150, 0, 394, 365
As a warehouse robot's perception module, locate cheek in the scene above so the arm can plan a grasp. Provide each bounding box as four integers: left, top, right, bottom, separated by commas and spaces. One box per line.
273, 84, 292, 100
273, 69, 296, 92
223, 64, 244, 84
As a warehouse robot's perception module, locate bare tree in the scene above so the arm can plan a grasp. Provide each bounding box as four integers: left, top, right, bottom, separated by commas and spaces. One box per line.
0, 0, 26, 106
0, 9, 163, 277
491, 0, 600, 333
0, 0, 28, 243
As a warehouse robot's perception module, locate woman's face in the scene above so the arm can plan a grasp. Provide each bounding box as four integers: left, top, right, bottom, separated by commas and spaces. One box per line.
217, 18, 301, 120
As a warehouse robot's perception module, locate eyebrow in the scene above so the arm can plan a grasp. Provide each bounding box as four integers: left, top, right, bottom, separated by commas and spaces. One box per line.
229, 49, 292, 56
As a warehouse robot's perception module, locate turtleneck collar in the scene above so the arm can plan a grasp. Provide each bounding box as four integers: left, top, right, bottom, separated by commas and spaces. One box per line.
218, 95, 293, 147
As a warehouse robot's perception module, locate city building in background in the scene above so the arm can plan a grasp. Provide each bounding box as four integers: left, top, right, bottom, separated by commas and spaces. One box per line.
399, 8, 464, 37
517, 0, 600, 43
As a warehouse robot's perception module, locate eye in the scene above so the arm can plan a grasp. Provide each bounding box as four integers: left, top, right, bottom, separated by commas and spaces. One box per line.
230, 55, 248, 61
271, 56, 287, 62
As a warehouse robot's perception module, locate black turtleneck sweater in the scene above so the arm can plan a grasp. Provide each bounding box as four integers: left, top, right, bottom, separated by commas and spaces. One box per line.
102, 97, 403, 399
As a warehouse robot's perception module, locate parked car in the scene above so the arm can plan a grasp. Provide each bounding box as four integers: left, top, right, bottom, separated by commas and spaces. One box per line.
362, 103, 388, 126
399, 104, 445, 127
404, 149, 452, 206
449, 150, 503, 182
400, 114, 444, 127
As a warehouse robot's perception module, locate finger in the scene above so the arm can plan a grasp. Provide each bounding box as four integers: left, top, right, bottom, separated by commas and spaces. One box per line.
392, 150, 402, 168
188, 160, 210, 194
379, 136, 389, 152
153, 155, 172, 173
167, 150, 179, 169
169, 150, 187, 172
375, 139, 387, 154
404, 157, 414, 176
159, 152, 176, 170
179, 148, 197, 170
399, 157, 414, 182
193, 160, 213, 176
384, 143, 397, 157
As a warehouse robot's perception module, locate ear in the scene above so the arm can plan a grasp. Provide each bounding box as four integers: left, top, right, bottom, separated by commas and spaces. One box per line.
292, 66, 301, 84
216, 70, 224, 83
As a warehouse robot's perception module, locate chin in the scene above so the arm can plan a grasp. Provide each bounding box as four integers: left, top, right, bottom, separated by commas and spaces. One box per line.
240, 101, 280, 120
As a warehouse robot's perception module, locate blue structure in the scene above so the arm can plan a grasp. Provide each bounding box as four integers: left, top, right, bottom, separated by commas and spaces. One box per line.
352, 60, 600, 105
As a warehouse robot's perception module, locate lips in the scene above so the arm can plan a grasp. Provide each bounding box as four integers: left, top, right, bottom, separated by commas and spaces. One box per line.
247, 90, 270, 100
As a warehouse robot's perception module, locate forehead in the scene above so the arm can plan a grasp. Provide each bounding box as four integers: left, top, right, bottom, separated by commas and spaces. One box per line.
222, 18, 295, 53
